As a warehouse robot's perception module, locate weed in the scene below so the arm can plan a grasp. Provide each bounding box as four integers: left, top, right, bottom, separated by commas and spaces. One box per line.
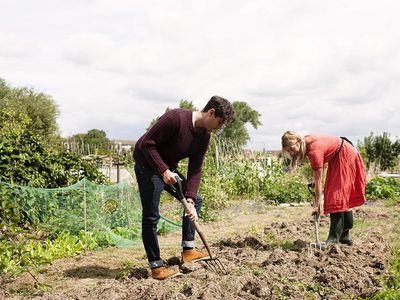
372, 218, 400, 299
248, 224, 262, 236
252, 267, 265, 277
307, 283, 326, 297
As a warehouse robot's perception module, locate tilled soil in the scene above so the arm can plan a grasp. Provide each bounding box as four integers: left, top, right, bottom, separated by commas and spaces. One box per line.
1, 200, 399, 299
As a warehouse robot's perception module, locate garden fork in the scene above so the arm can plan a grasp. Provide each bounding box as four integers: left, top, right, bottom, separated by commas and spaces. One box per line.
173, 175, 227, 275
308, 183, 326, 251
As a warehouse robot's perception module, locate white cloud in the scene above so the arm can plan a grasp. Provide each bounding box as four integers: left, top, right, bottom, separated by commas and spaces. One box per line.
1, 0, 400, 149
63, 33, 116, 66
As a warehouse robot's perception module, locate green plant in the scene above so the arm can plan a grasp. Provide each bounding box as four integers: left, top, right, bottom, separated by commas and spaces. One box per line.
0, 78, 59, 142
0, 231, 114, 277
248, 224, 262, 236
252, 267, 264, 277
366, 177, 400, 202
172, 139, 312, 220
372, 217, 400, 299
307, 283, 326, 297
358, 132, 400, 171
371, 249, 400, 299
0, 111, 106, 189
262, 171, 309, 204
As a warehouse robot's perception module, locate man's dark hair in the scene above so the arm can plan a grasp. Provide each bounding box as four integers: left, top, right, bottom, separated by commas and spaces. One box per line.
202, 95, 235, 123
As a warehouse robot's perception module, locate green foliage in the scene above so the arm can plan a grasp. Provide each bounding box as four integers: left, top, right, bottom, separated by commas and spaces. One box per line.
0, 231, 110, 276
358, 132, 400, 171
306, 283, 328, 297
0, 78, 60, 142
147, 99, 195, 131
146, 99, 261, 148
262, 172, 309, 204
176, 138, 310, 221
372, 240, 400, 299
0, 179, 180, 276
218, 101, 261, 147
69, 129, 111, 155
179, 99, 196, 110
0, 115, 106, 243
84, 129, 110, 153
366, 177, 400, 202
0, 112, 106, 188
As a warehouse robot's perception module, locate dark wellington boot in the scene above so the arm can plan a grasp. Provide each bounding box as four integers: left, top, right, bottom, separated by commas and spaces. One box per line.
339, 211, 353, 245
323, 212, 344, 248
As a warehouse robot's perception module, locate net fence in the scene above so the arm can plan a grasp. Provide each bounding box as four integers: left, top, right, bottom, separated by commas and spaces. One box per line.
0, 178, 181, 247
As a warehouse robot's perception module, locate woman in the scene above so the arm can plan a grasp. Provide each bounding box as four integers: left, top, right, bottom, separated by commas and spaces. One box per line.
281, 131, 367, 247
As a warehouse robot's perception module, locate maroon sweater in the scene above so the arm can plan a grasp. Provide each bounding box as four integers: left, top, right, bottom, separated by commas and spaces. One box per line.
133, 109, 211, 199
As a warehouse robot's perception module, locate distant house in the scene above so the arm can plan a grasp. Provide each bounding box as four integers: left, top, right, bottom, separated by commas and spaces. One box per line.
112, 139, 136, 154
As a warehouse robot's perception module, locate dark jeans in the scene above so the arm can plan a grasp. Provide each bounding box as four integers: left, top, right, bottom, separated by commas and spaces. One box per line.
134, 164, 203, 268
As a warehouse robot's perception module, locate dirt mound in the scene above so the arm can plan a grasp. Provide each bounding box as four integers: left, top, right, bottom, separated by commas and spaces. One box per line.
104, 230, 388, 299
2, 201, 398, 299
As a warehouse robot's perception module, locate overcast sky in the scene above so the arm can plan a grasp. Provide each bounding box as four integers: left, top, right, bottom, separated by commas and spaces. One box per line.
1, 0, 399, 150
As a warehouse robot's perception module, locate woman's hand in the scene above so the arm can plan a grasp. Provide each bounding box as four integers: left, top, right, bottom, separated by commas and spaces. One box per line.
312, 168, 323, 218
312, 205, 320, 218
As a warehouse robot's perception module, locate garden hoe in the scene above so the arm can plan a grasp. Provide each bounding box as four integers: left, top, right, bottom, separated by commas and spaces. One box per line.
308, 183, 326, 251
173, 175, 227, 275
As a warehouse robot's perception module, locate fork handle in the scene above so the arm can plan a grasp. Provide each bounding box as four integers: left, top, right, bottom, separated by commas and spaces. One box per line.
174, 175, 214, 258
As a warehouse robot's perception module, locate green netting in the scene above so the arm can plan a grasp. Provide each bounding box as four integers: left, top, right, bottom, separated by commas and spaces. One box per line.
0, 178, 181, 248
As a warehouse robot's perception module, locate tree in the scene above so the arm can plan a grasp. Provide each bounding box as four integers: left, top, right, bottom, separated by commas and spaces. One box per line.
393, 139, 400, 170
358, 132, 399, 171
85, 129, 110, 152
0, 78, 60, 142
0, 110, 105, 188
218, 101, 261, 147
146, 99, 261, 148
70, 129, 111, 155
146, 99, 196, 130
179, 99, 197, 110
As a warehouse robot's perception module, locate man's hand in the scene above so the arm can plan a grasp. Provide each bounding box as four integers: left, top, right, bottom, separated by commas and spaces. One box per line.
185, 199, 198, 221
162, 169, 179, 185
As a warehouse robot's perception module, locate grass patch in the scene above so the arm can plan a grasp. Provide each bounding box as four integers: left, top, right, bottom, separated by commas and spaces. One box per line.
371, 245, 400, 299
383, 198, 400, 207
353, 218, 381, 231
371, 212, 400, 299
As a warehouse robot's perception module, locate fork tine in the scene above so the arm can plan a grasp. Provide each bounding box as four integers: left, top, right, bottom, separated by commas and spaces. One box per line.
204, 260, 218, 273
200, 258, 227, 275
216, 258, 227, 275
212, 258, 225, 275
310, 241, 326, 252
209, 260, 221, 274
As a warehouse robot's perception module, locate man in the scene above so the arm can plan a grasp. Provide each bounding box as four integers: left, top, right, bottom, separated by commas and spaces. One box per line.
133, 95, 234, 280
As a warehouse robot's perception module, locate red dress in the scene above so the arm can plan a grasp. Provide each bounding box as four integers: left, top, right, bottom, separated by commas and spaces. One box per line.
306, 135, 366, 214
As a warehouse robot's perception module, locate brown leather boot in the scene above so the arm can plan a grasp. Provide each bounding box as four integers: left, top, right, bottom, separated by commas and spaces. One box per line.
151, 266, 181, 280
181, 249, 210, 263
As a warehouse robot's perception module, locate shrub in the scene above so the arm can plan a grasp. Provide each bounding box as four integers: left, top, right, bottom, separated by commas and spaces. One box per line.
366, 177, 400, 202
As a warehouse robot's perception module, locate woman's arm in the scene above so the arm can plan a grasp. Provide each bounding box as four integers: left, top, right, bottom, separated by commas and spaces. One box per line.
313, 167, 324, 216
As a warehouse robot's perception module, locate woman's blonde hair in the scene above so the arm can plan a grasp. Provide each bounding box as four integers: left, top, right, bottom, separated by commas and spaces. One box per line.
281, 131, 307, 170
